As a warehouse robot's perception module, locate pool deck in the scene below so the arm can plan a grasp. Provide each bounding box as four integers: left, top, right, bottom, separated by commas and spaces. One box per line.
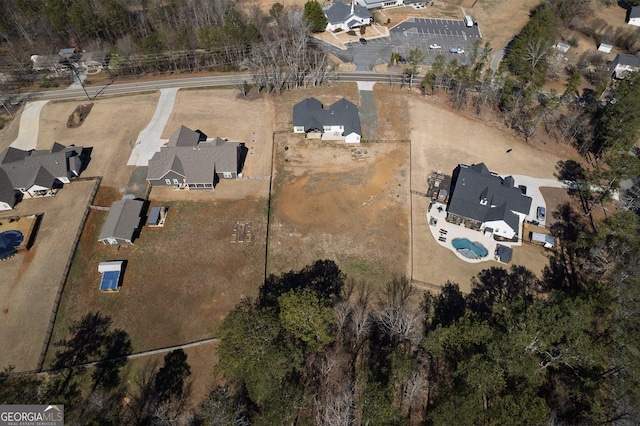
0, 213, 39, 252
427, 202, 522, 264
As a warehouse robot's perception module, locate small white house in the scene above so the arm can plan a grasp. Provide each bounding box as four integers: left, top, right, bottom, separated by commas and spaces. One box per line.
628, 6, 640, 27
598, 43, 613, 53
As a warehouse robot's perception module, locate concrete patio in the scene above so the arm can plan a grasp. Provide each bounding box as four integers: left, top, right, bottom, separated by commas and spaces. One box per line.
426, 201, 522, 264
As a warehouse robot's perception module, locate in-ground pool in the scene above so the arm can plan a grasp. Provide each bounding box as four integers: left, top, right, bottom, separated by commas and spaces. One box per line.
0, 230, 24, 260
451, 238, 488, 259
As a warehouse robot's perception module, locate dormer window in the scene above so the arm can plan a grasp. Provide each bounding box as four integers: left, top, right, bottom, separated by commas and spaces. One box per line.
480, 198, 488, 205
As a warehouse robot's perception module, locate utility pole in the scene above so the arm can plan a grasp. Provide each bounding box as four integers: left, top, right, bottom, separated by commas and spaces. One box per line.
0, 97, 14, 119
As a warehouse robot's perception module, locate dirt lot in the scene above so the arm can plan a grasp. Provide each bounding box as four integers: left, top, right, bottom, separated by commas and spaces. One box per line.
409, 93, 580, 292
267, 85, 410, 287
162, 88, 275, 179
45, 196, 267, 367
36, 93, 159, 188
0, 180, 97, 372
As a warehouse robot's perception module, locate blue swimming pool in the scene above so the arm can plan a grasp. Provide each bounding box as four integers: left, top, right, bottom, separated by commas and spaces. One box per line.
0, 230, 24, 260
452, 238, 488, 259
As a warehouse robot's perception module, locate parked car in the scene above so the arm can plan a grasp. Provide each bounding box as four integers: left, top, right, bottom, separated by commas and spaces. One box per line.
429, 44, 442, 49
536, 206, 546, 222
359, 38, 367, 45
449, 47, 465, 54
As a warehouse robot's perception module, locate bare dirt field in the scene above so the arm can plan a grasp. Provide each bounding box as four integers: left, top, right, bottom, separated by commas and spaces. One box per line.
267, 84, 410, 288
45, 196, 267, 367
409, 93, 579, 292
162, 88, 275, 180
36, 93, 159, 188
0, 180, 97, 372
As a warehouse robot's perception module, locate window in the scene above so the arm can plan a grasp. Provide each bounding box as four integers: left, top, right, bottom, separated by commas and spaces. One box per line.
323, 126, 332, 132
223, 172, 233, 179
294, 126, 305, 133
165, 179, 171, 185
173, 179, 179, 185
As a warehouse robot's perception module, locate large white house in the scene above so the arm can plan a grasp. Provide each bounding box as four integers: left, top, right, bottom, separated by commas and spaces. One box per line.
323, 1, 372, 32
293, 98, 362, 143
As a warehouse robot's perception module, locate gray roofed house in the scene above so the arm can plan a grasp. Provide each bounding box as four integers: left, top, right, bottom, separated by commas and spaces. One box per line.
611, 54, 640, 79
0, 143, 86, 205
146, 125, 245, 191
629, 5, 640, 26
99, 199, 145, 245
292, 97, 362, 143
446, 163, 532, 240
323, 1, 372, 31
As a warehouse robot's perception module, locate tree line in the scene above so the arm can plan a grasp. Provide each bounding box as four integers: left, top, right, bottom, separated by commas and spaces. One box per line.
0, 0, 329, 91
4, 205, 640, 424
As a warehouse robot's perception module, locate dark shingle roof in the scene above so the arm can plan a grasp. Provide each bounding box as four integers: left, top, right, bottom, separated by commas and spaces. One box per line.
0, 143, 84, 190
614, 53, 640, 68
292, 97, 362, 137
630, 5, 640, 19
447, 163, 532, 232
0, 169, 17, 207
98, 199, 144, 242
323, 1, 372, 25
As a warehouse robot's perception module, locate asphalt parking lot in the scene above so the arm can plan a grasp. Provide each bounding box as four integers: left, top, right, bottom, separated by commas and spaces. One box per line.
324, 18, 482, 71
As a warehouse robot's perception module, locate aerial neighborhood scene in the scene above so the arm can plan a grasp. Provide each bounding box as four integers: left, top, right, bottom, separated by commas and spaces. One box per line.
1, 0, 640, 423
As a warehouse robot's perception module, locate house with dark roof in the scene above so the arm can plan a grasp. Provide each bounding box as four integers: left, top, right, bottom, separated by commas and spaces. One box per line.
146, 125, 246, 190
98, 199, 145, 245
611, 54, 640, 79
446, 163, 532, 240
0, 143, 86, 207
628, 5, 640, 26
293, 98, 362, 143
323, 1, 372, 32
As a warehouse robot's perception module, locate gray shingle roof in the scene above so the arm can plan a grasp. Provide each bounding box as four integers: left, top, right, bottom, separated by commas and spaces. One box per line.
292, 97, 362, 137
323, 1, 372, 25
99, 199, 144, 242
447, 163, 532, 233
168, 125, 200, 147
0, 168, 17, 207
614, 53, 640, 68
147, 126, 242, 183
630, 5, 640, 19
0, 143, 84, 190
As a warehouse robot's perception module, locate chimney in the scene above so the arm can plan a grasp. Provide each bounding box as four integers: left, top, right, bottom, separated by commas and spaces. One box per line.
351, 0, 354, 14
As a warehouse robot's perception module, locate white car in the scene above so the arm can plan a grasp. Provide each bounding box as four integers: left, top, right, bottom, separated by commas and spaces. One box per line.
429, 44, 442, 49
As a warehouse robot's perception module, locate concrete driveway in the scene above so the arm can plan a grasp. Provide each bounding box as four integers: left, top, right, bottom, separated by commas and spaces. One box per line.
127, 88, 178, 166
10, 100, 50, 150
511, 175, 566, 227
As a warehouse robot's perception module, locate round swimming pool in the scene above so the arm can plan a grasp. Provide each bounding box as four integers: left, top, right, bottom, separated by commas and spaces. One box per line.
0, 230, 24, 260
451, 238, 488, 259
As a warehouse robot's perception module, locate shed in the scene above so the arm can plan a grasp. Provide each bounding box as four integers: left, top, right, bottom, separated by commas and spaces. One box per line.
598, 43, 613, 53
530, 232, 555, 248
98, 261, 123, 292
628, 6, 640, 26
147, 206, 167, 227
495, 244, 513, 263
99, 199, 144, 245
553, 43, 571, 53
